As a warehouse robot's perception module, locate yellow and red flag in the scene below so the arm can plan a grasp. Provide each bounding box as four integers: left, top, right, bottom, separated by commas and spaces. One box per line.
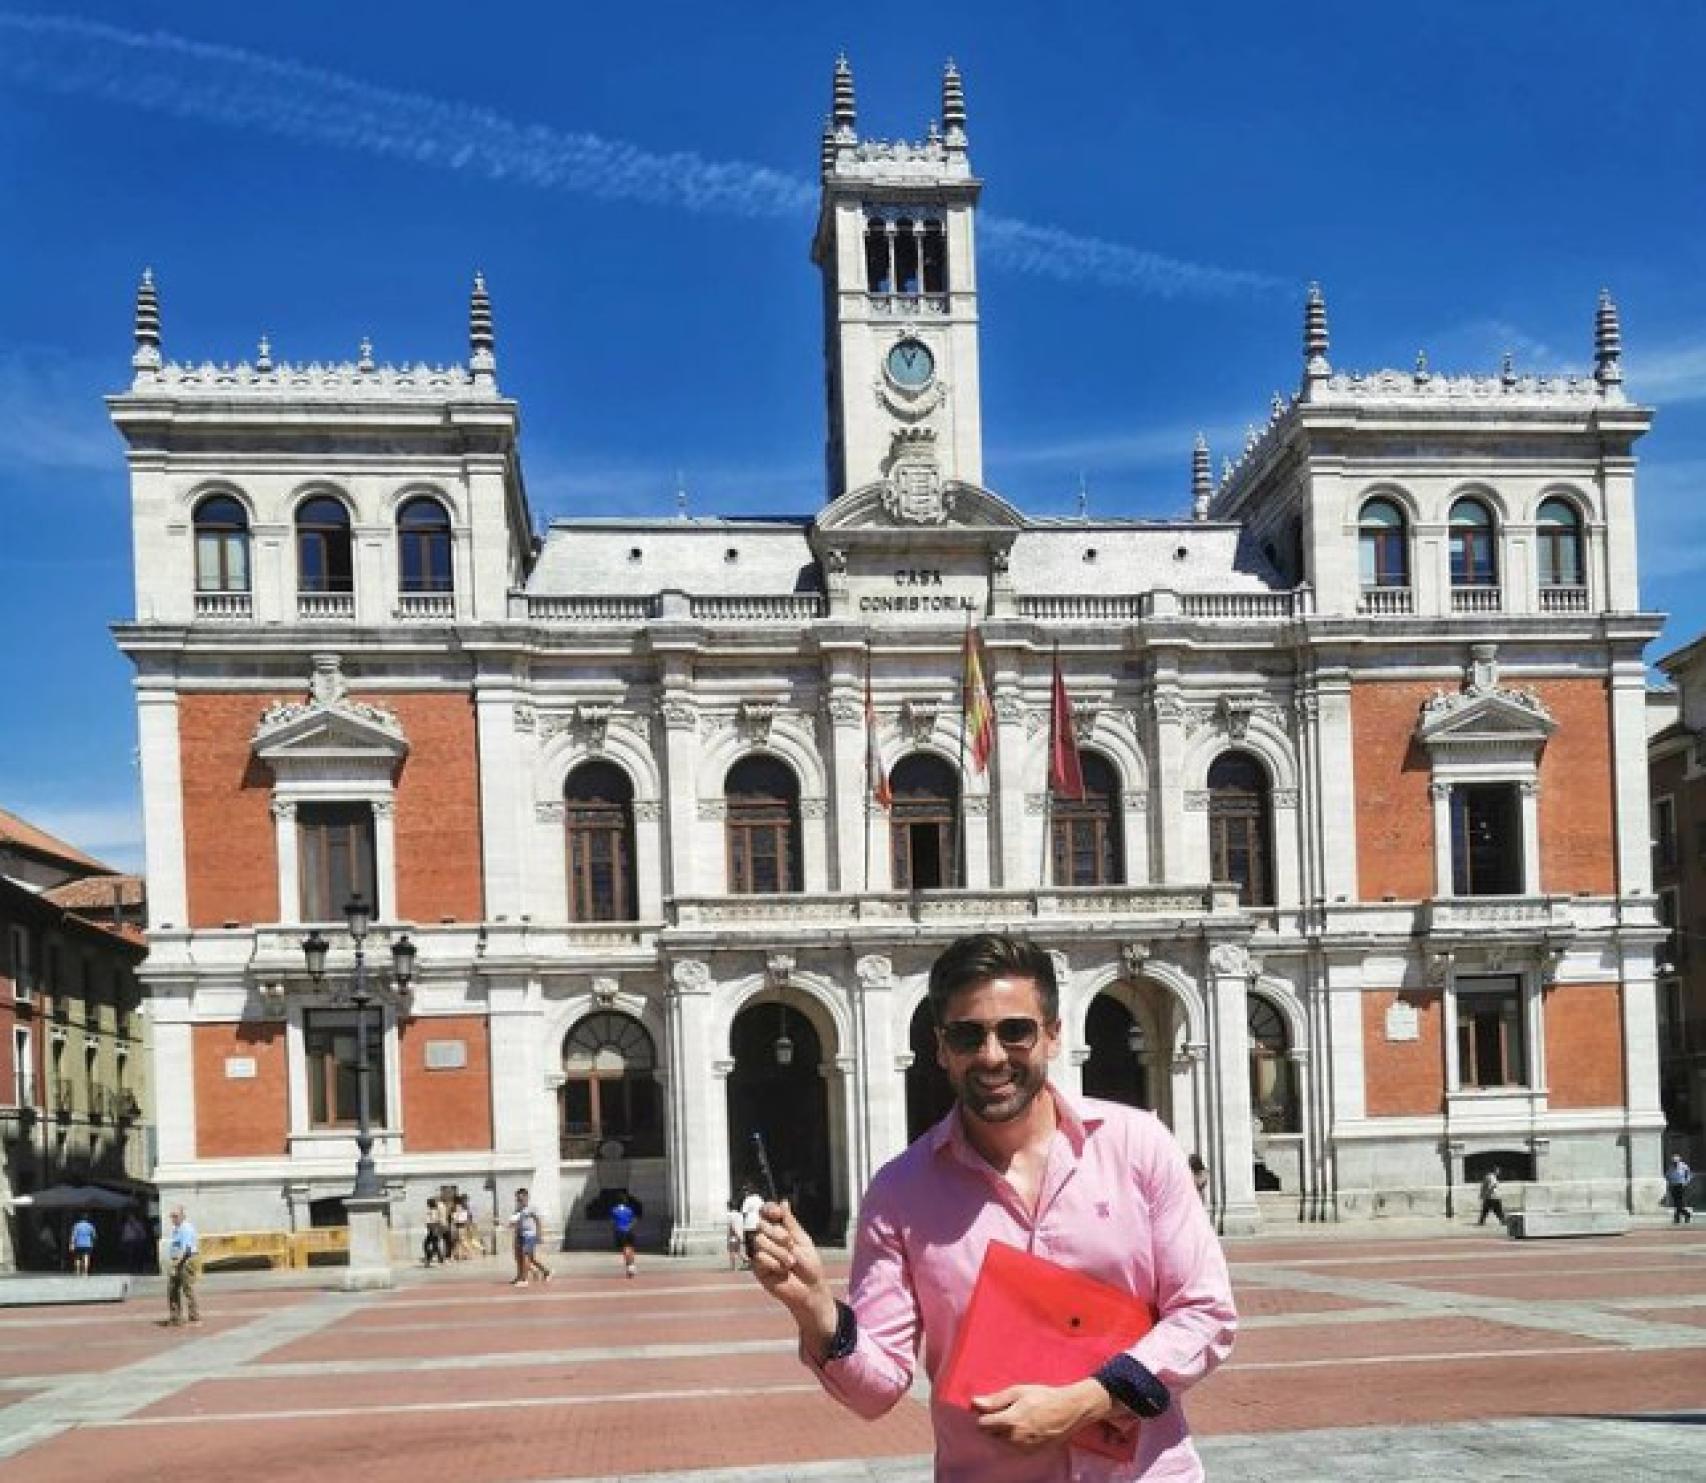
963, 624, 996, 773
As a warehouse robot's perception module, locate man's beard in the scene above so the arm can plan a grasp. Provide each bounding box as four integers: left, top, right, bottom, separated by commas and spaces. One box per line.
956, 1061, 1047, 1124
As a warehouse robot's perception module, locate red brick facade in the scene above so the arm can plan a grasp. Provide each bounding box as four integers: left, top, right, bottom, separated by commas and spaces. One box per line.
192, 1021, 289, 1158
1362, 989, 1444, 1116
1545, 983, 1626, 1108
180, 691, 485, 929
400, 1015, 494, 1151
1352, 678, 1618, 903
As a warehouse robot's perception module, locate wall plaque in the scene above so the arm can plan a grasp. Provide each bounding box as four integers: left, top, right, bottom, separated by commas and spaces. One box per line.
425, 1039, 469, 1070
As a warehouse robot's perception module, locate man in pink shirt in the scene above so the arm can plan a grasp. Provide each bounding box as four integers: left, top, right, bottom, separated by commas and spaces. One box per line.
754, 933, 1236, 1480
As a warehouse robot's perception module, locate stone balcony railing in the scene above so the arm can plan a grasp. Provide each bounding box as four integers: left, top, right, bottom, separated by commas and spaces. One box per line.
297, 591, 356, 621
394, 591, 455, 621
1423, 895, 1575, 938
1357, 586, 1414, 616
1539, 585, 1590, 614
668, 884, 1237, 931
1450, 585, 1503, 614
194, 590, 253, 620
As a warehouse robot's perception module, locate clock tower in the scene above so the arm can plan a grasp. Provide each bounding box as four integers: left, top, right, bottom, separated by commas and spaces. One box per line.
812, 58, 984, 503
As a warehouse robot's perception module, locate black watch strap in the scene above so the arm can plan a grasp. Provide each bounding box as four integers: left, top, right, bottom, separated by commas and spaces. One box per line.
1093, 1353, 1170, 1420
822, 1299, 858, 1362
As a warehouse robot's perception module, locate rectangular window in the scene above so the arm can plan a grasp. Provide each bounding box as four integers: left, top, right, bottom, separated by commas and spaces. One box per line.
297, 803, 378, 923
1449, 784, 1524, 896
304, 1008, 387, 1128
7, 925, 32, 1002
11, 1027, 32, 1107
1456, 975, 1527, 1088
1653, 796, 1678, 874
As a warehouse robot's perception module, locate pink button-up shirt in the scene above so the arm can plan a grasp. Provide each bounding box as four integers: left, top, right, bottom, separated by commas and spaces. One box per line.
806, 1087, 1236, 1481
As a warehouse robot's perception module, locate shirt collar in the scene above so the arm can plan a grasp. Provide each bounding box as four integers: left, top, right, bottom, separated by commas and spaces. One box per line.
928, 1080, 1103, 1161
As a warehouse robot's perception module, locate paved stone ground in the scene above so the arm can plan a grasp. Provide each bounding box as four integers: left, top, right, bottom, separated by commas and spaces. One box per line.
0, 1224, 1700, 1480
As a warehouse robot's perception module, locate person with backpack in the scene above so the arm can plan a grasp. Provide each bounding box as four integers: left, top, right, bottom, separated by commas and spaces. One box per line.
610, 1193, 639, 1279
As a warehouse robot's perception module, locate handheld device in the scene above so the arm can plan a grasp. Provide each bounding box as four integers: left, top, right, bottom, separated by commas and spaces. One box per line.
750, 1131, 778, 1203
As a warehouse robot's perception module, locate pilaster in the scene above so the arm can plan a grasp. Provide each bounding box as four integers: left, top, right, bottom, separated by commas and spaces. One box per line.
135, 673, 188, 929
1206, 942, 1260, 1234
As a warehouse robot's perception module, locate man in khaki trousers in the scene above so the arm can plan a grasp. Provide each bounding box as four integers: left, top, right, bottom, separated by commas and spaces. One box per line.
165, 1206, 201, 1326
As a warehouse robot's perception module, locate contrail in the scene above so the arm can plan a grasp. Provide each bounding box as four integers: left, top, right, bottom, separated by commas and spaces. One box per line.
0, 13, 1281, 298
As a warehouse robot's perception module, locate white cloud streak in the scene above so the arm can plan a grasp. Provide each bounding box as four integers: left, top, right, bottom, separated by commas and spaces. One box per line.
0, 349, 122, 473
0, 13, 1280, 299
1632, 343, 1706, 405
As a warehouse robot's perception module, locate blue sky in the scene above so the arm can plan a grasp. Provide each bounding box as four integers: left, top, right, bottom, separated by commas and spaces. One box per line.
3, 2, 1706, 872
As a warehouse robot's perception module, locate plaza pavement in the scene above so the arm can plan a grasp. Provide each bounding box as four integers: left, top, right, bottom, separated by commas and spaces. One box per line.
0, 1222, 1700, 1481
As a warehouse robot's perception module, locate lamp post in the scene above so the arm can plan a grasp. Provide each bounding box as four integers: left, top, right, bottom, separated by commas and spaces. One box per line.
301, 896, 416, 1202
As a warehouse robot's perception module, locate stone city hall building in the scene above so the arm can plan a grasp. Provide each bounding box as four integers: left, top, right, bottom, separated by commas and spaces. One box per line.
112, 61, 1664, 1250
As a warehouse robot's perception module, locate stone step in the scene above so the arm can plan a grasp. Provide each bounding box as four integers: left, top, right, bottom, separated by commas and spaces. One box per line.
1507, 1210, 1632, 1240
0, 1275, 131, 1307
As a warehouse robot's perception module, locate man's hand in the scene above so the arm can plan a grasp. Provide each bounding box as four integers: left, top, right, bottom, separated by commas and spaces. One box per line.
751, 1200, 838, 1350
972, 1379, 1113, 1452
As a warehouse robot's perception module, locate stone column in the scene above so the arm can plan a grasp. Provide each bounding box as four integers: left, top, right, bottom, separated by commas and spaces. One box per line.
1206, 943, 1260, 1234
665, 959, 726, 1253
135, 675, 189, 930
992, 686, 1028, 887
474, 663, 528, 921
658, 696, 701, 900
850, 954, 898, 1186
1150, 681, 1189, 883
826, 688, 866, 891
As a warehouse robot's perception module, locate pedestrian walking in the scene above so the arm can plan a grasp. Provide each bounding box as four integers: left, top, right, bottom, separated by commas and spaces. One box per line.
754, 933, 1236, 1481
740, 1183, 764, 1267
1477, 1167, 1506, 1227
1188, 1154, 1210, 1206
610, 1193, 639, 1279
165, 1206, 201, 1326
1666, 1154, 1695, 1224
726, 1199, 747, 1270
450, 1194, 479, 1259
423, 1196, 449, 1265
508, 1188, 552, 1285
68, 1212, 96, 1276
120, 1211, 150, 1273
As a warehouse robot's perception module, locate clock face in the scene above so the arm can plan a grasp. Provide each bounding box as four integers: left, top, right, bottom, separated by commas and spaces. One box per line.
886, 338, 935, 390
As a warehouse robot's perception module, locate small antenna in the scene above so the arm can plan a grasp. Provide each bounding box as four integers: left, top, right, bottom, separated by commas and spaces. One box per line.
1076, 470, 1089, 520
675, 469, 689, 520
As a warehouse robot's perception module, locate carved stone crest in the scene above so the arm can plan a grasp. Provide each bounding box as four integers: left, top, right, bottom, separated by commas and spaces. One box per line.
880, 450, 955, 526
575, 703, 612, 752
764, 953, 796, 990
671, 959, 710, 992
738, 700, 777, 746
854, 954, 893, 989
1208, 943, 1251, 978
901, 698, 939, 742
590, 975, 620, 1008
1121, 942, 1151, 981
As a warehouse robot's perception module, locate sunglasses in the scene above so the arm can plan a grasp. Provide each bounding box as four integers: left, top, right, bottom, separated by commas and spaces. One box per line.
939, 1017, 1043, 1055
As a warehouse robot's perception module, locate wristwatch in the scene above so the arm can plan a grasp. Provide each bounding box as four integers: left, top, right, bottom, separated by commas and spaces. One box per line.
1093, 1354, 1171, 1419
822, 1299, 858, 1362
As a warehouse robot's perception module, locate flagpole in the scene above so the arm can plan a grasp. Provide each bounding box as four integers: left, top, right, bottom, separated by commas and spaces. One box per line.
863, 650, 874, 895
957, 618, 971, 891
1042, 644, 1057, 889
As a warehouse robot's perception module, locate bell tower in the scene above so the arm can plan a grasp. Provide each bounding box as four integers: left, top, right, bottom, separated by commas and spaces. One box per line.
812, 58, 984, 503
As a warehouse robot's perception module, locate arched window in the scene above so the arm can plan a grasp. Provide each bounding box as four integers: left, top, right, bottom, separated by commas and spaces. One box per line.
725, 756, 802, 894
890, 753, 960, 890
1081, 994, 1148, 1110
296, 496, 354, 594
1448, 498, 1498, 588
1536, 498, 1585, 590
560, 1011, 662, 1159
397, 497, 453, 594
1207, 751, 1274, 907
1248, 997, 1299, 1133
193, 495, 250, 593
1051, 751, 1124, 886
1358, 498, 1408, 589
565, 762, 636, 922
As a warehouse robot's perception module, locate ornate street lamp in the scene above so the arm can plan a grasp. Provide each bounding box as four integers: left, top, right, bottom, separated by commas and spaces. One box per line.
302, 895, 415, 1201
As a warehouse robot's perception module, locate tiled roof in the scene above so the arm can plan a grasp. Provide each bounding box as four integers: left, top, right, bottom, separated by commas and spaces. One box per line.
0, 806, 115, 876
41, 875, 144, 911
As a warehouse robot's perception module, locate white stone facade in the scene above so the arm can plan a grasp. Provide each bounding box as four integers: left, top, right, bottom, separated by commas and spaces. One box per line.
111, 64, 1666, 1251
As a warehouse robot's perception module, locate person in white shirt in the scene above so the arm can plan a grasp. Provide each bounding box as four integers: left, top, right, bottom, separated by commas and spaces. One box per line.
739, 1184, 764, 1266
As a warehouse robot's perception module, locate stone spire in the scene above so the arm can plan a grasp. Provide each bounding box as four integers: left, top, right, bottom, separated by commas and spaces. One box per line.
832, 54, 857, 136
942, 59, 967, 145
1301, 281, 1329, 397
1594, 288, 1623, 398
469, 271, 496, 385
1191, 434, 1212, 521
132, 267, 161, 379
819, 116, 837, 178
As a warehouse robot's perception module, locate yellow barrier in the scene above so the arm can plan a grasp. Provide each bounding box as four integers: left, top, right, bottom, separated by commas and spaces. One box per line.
198, 1231, 291, 1271
288, 1226, 350, 1268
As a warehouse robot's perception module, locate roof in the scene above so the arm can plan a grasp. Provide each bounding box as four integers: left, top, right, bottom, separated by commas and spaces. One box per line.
0, 806, 116, 877
41, 875, 145, 912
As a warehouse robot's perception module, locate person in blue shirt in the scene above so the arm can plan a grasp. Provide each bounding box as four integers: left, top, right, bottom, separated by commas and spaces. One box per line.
610, 1194, 639, 1280
165, 1205, 201, 1326
68, 1213, 96, 1276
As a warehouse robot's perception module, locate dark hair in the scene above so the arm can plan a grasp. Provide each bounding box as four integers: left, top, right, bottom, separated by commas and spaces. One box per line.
927, 933, 1059, 1024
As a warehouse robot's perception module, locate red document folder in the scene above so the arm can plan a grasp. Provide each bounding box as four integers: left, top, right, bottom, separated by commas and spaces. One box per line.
936, 1240, 1156, 1461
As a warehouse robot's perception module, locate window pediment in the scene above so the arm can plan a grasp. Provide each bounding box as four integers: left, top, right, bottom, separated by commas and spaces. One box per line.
253, 655, 408, 773
1416, 645, 1554, 762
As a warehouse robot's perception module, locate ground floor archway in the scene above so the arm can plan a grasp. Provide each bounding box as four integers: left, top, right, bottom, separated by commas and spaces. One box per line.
725, 1001, 834, 1238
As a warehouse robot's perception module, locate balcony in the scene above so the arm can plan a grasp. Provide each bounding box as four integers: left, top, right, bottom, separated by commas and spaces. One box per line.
1451, 585, 1502, 614
1017, 595, 1145, 622
1424, 895, 1575, 950
1357, 586, 1414, 616
526, 594, 657, 624
394, 591, 456, 621
52, 1078, 74, 1118
297, 591, 355, 621
1539, 585, 1590, 614
194, 590, 253, 620
688, 594, 826, 623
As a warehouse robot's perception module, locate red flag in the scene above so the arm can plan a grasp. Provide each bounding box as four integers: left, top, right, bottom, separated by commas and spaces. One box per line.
963, 626, 996, 774
866, 669, 892, 810
1048, 652, 1086, 800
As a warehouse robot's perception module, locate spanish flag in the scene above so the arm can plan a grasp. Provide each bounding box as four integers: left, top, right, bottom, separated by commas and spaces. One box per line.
963, 623, 996, 773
